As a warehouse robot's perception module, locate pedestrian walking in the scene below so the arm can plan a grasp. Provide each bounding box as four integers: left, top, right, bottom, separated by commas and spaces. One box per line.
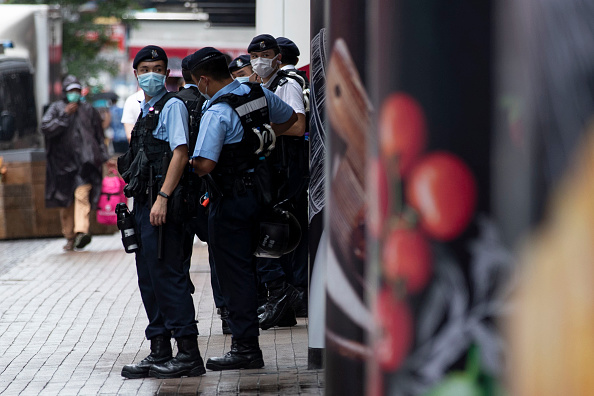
41, 75, 108, 251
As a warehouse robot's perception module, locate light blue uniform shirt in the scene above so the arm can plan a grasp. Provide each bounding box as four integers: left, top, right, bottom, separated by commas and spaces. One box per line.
139, 88, 189, 151
193, 80, 294, 162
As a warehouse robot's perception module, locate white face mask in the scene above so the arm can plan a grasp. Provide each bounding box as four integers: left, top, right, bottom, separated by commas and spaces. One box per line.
251, 55, 278, 78
197, 77, 211, 100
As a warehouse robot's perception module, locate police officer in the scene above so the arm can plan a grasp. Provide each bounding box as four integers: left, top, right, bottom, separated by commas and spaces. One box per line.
119, 45, 205, 379
187, 47, 297, 370
276, 36, 310, 84
248, 34, 307, 328
275, 36, 310, 317
228, 54, 258, 83
178, 55, 231, 334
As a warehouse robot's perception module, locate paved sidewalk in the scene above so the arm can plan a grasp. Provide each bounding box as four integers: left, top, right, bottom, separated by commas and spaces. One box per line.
0, 233, 324, 395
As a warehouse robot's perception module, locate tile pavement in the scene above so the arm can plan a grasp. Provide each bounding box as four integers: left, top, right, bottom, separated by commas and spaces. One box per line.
0, 233, 324, 395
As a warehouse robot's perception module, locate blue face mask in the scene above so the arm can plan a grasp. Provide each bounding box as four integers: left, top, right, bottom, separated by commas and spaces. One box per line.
137, 72, 166, 97
235, 76, 250, 83
66, 92, 81, 103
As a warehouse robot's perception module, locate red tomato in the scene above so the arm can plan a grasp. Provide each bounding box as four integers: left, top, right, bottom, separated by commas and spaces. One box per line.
374, 287, 413, 371
368, 158, 391, 237
379, 93, 427, 178
382, 228, 433, 294
406, 152, 477, 241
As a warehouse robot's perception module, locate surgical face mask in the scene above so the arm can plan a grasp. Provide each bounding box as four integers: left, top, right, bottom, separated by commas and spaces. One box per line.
235, 76, 250, 83
66, 92, 81, 103
137, 72, 166, 97
197, 77, 211, 100
250, 55, 278, 78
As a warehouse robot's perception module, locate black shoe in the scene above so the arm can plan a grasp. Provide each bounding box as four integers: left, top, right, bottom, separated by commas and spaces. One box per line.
259, 280, 300, 330
257, 303, 266, 315
206, 337, 264, 371
149, 335, 206, 378
276, 308, 297, 327
220, 307, 232, 334
121, 335, 172, 379
74, 232, 92, 249
258, 307, 297, 327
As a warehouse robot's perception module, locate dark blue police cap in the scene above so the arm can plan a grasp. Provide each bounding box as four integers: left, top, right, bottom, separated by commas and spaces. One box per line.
247, 34, 280, 53
181, 54, 191, 71
186, 47, 225, 71
133, 45, 168, 69
276, 37, 300, 58
228, 54, 251, 72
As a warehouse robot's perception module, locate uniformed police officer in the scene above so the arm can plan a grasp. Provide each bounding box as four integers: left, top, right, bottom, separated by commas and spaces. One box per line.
119, 45, 205, 379
274, 36, 310, 317
187, 47, 298, 370
248, 34, 307, 329
276, 36, 310, 84
178, 55, 231, 334
228, 54, 258, 83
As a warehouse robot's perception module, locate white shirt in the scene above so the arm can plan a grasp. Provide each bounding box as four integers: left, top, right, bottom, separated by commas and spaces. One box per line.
263, 70, 305, 115
120, 90, 144, 124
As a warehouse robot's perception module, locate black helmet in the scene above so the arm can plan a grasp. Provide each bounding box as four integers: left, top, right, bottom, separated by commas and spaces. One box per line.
254, 207, 301, 258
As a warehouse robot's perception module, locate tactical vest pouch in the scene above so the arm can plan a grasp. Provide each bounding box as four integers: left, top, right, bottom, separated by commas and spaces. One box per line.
117, 149, 133, 182
121, 148, 151, 199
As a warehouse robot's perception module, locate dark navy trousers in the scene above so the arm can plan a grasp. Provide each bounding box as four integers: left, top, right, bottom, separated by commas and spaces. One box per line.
208, 188, 261, 340
184, 206, 225, 308
134, 201, 197, 340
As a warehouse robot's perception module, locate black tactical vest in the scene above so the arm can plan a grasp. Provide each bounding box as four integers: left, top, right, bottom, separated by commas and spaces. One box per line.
208, 82, 275, 179
175, 86, 208, 214
128, 92, 178, 186
175, 86, 205, 154
268, 68, 309, 92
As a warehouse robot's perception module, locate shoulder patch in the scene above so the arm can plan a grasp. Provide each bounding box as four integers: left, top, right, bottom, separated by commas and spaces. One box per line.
278, 78, 288, 87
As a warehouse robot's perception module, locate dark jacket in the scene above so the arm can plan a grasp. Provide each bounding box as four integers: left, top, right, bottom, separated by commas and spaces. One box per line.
41, 83, 107, 208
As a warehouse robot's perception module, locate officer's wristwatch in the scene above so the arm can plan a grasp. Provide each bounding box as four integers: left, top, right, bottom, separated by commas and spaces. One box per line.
158, 191, 169, 199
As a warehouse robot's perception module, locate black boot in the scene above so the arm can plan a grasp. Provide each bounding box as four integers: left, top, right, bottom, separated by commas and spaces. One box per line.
121, 334, 172, 379
259, 279, 300, 330
206, 337, 264, 371
149, 335, 206, 378
220, 306, 232, 334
